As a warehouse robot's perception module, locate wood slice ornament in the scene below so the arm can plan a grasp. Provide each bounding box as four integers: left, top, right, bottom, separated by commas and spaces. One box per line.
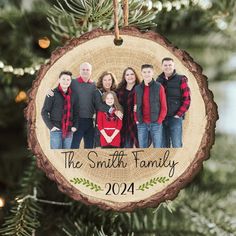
25, 27, 218, 211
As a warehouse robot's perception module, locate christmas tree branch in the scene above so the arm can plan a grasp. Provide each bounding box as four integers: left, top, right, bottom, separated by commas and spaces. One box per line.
47, 0, 157, 41
0, 157, 43, 236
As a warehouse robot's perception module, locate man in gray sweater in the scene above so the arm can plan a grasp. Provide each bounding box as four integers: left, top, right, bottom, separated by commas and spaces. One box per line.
70, 62, 96, 148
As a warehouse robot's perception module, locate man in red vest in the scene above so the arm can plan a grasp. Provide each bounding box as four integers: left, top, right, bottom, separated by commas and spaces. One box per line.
134, 64, 167, 148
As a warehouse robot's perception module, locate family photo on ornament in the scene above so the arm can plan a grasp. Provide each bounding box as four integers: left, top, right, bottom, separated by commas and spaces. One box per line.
41, 58, 191, 149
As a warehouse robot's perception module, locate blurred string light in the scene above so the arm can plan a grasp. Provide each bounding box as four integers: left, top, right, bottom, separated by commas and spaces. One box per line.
197, 0, 212, 10
152, 1, 163, 11
0, 197, 5, 208
215, 18, 228, 30
212, 11, 230, 31
181, 0, 190, 7
38, 37, 50, 49
15, 91, 28, 103
191, 0, 199, 5
143, 0, 153, 11
0, 60, 47, 77
163, 1, 172, 12
172, 1, 182, 10
144, 0, 213, 12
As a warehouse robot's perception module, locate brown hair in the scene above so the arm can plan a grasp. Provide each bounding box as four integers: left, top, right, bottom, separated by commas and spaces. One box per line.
102, 91, 123, 112
141, 64, 153, 70
97, 71, 117, 92
162, 57, 174, 64
59, 70, 72, 78
117, 67, 140, 90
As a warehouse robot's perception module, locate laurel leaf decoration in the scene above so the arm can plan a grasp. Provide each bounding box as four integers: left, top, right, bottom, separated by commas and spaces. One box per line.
70, 178, 103, 192
137, 177, 170, 191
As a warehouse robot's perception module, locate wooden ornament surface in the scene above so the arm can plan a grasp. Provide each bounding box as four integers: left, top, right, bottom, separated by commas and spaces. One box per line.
25, 27, 218, 211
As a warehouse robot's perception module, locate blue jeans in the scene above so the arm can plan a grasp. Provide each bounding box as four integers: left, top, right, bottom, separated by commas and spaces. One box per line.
71, 118, 94, 149
137, 122, 162, 148
50, 130, 73, 149
162, 116, 183, 148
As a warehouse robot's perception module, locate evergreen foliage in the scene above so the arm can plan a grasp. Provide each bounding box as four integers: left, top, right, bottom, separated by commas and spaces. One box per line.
47, 0, 157, 41
0, 157, 43, 236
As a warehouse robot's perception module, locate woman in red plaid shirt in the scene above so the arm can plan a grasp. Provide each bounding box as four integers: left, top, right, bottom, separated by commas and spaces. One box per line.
116, 67, 140, 148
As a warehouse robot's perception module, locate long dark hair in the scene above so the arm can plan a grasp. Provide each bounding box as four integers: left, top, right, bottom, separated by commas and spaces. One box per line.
97, 71, 117, 92
117, 67, 140, 90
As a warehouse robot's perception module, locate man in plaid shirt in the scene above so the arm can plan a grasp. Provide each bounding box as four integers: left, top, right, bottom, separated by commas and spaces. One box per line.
157, 57, 191, 148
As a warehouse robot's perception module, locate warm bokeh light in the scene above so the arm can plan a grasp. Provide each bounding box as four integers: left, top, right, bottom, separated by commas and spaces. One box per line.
15, 90, 27, 103
38, 37, 50, 49
0, 197, 5, 208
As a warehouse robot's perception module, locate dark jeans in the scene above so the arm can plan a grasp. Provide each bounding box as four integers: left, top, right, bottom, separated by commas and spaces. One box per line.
71, 118, 94, 149
120, 135, 134, 148
94, 126, 101, 148
162, 116, 183, 148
